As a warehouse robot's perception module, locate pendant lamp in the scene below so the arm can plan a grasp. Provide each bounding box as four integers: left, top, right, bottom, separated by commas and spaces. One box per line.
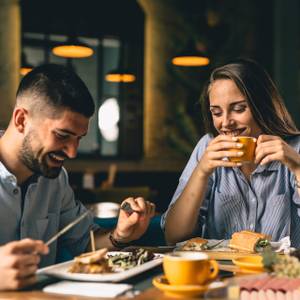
20, 51, 33, 76
105, 42, 135, 83
172, 40, 210, 67
52, 36, 94, 58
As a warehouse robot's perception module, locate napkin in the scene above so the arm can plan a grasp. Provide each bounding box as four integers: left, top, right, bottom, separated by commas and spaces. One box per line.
271, 236, 293, 253
43, 281, 133, 297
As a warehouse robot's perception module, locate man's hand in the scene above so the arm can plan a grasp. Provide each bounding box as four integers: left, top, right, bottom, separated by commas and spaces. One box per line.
0, 239, 49, 290
113, 197, 155, 243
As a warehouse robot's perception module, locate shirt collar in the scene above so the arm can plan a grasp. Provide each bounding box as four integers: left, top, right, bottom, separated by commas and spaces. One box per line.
0, 161, 41, 185
0, 161, 18, 183
253, 160, 281, 173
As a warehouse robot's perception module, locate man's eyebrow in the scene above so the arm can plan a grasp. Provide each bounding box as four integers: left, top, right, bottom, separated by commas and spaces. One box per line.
210, 100, 247, 108
56, 129, 87, 137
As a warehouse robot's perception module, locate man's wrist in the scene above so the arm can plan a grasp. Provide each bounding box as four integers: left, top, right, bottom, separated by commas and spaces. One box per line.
109, 230, 131, 249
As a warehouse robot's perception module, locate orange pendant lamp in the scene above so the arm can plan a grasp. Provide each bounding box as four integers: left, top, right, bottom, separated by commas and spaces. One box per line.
52, 37, 94, 59
105, 42, 135, 83
20, 51, 33, 76
172, 40, 210, 67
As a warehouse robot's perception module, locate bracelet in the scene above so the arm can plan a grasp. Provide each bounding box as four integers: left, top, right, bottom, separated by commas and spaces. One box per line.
109, 230, 131, 249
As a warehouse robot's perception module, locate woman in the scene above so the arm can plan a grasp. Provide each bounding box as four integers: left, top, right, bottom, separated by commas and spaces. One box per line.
162, 58, 300, 246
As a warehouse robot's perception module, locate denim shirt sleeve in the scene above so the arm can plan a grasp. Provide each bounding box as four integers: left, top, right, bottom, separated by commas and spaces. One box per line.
160, 134, 214, 233
56, 169, 99, 257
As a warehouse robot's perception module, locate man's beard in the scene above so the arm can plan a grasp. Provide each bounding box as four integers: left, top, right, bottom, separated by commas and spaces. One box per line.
19, 131, 62, 179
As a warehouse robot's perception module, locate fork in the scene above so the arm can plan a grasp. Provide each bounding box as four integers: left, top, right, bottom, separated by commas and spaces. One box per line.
206, 239, 225, 250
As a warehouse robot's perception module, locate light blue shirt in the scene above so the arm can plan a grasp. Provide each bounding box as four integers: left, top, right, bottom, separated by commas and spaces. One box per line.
0, 163, 97, 267
161, 134, 300, 247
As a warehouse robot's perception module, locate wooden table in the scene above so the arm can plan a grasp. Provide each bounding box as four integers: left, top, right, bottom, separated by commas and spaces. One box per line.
0, 256, 238, 300
0, 287, 230, 300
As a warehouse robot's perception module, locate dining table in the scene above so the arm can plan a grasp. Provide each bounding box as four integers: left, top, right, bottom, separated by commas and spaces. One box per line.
0, 247, 240, 300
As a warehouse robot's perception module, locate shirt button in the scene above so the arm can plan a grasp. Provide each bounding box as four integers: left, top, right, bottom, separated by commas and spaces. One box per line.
13, 188, 19, 195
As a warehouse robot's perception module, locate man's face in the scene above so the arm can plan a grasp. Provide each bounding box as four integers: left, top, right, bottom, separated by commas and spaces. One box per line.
19, 110, 89, 178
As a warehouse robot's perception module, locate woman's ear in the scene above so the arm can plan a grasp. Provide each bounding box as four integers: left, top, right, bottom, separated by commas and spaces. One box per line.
13, 107, 28, 133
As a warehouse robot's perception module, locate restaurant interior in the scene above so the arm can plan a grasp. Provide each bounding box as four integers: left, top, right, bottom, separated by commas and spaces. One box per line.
7, 0, 297, 213
1, 0, 300, 298
2, 0, 300, 236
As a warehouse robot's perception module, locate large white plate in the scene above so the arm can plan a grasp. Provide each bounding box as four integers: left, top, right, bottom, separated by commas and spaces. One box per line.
38, 252, 163, 282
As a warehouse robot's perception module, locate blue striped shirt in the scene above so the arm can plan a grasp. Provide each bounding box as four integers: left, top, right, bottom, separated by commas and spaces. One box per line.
161, 134, 300, 247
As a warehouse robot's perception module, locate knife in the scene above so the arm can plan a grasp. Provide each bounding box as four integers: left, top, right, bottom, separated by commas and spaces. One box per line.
45, 210, 90, 246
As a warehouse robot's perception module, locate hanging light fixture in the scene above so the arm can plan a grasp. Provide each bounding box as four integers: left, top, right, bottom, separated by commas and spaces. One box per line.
105, 41, 135, 83
52, 36, 94, 58
20, 51, 33, 76
105, 69, 136, 83
172, 39, 210, 67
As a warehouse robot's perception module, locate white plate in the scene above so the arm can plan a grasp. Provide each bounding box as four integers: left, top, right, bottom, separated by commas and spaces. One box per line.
38, 252, 163, 282
176, 237, 291, 253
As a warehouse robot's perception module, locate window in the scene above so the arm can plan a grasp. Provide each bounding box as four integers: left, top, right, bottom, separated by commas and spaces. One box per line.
22, 33, 143, 158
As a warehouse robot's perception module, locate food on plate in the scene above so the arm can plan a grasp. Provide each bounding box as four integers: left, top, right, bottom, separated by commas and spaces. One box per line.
69, 248, 111, 274
234, 249, 300, 299
108, 248, 155, 270
229, 230, 271, 253
238, 275, 300, 299
262, 248, 300, 278
181, 237, 209, 251
68, 248, 156, 274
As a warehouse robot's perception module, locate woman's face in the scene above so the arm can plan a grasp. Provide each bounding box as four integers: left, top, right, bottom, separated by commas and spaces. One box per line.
209, 79, 262, 138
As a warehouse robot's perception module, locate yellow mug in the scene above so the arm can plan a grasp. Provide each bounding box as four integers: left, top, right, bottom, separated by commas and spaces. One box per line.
229, 136, 256, 163
163, 251, 219, 286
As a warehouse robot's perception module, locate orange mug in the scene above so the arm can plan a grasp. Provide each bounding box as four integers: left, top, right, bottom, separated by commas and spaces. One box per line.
163, 251, 219, 286
229, 136, 256, 163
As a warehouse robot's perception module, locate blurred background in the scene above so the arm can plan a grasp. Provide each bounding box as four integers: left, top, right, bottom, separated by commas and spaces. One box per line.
1, 0, 299, 214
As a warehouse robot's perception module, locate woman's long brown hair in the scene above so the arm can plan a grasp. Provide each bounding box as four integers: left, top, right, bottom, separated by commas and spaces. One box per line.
200, 58, 300, 138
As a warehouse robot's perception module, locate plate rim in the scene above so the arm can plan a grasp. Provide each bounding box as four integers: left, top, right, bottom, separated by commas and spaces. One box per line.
152, 275, 226, 293
38, 251, 163, 282
232, 256, 263, 269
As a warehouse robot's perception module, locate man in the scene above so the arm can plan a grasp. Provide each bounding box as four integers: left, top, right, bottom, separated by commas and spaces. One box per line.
0, 239, 48, 290
0, 64, 155, 289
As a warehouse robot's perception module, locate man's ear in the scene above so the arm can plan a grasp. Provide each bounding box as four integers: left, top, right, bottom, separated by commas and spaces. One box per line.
13, 107, 28, 133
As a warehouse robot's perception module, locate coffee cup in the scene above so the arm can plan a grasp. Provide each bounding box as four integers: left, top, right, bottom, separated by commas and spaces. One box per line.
163, 251, 219, 286
229, 136, 256, 163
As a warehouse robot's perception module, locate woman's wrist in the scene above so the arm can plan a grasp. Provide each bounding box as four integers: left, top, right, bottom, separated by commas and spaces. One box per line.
196, 164, 212, 179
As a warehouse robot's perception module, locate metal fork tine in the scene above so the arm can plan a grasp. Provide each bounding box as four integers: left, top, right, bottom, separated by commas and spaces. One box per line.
207, 239, 225, 250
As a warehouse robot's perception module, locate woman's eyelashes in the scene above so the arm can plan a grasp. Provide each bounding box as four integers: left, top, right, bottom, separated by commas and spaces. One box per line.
210, 110, 222, 117
210, 105, 247, 117
232, 105, 247, 113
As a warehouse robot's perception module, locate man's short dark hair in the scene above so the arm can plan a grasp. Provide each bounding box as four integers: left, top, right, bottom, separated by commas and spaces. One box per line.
16, 64, 95, 118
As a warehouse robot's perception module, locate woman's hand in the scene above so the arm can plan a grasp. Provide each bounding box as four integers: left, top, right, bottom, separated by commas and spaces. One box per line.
255, 135, 300, 174
113, 197, 155, 243
198, 135, 244, 176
